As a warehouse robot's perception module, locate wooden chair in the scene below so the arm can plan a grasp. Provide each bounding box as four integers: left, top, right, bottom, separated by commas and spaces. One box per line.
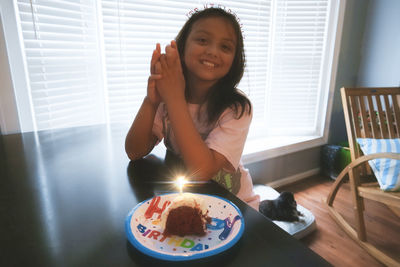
326, 87, 400, 266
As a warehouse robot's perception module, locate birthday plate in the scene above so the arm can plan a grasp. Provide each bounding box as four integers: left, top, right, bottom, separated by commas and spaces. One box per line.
125, 193, 244, 261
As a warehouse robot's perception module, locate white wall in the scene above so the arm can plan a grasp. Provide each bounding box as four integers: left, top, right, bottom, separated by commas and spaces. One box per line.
357, 0, 400, 86
328, 0, 370, 144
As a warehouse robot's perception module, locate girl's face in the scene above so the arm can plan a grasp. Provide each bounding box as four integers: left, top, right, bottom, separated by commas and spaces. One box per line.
183, 17, 237, 90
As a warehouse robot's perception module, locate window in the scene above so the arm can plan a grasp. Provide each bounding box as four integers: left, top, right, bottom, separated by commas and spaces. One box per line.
2, 0, 343, 161
16, 0, 105, 130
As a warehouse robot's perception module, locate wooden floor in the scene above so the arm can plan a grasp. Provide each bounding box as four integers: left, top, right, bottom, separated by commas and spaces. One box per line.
277, 175, 400, 267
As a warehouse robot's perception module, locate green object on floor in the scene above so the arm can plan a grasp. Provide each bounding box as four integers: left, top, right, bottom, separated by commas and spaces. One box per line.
337, 142, 351, 171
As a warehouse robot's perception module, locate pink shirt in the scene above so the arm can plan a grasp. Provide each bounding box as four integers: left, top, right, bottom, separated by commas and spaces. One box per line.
152, 102, 260, 210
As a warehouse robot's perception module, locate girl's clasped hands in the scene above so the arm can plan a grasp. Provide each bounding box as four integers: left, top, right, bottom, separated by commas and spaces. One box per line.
147, 41, 185, 107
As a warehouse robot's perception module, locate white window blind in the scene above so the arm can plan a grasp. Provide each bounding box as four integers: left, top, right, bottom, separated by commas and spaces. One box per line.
266, 0, 330, 136
14, 0, 338, 143
17, 0, 105, 131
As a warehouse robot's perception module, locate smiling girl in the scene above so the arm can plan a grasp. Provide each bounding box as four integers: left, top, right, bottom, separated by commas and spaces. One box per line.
125, 8, 260, 210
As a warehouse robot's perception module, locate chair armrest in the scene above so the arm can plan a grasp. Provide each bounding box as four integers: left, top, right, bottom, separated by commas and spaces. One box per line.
346, 152, 400, 171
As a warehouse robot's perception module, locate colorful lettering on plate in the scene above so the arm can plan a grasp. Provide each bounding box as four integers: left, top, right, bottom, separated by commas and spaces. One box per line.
144, 196, 171, 220
206, 216, 242, 240
142, 229, 151, 237
137, 224, 169, 242
148, 230, 161, 239
168, 236, 183, 247
137, 223, 146, 233
207, 218, 226, 230
136, 224, 212, 251
180, 238, 195, 248
218, 215, 242, 240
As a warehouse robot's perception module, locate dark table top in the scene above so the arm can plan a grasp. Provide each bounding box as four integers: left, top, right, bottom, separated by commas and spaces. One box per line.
0, 124, 330, 267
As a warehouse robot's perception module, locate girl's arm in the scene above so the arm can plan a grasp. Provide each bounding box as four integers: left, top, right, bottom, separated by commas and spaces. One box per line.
125, 44, 162, 161
165, 94, 234, 180
125, 96, 159, 161
156, 41, 234, 179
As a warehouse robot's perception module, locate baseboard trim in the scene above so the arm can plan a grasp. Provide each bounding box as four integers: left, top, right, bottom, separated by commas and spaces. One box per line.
265, 168, 321, 189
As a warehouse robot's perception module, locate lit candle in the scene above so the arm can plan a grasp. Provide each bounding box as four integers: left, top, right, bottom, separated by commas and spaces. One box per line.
176, 176, 187, 194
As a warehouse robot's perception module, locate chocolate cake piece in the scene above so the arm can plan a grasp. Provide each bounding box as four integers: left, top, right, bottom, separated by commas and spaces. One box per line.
161, 193, 211, 237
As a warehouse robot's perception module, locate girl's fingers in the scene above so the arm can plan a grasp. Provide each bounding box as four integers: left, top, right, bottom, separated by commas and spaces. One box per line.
165, 43, 179, 66
149, 73, 162, 81
159, 54, 168, 70
150, 50, 158, 74
150, 50, 156, 74
155, 60, 162, 75
165, 50, 172, 66
156, 43, 161, 54
171, 40, 180, 61
171, 40, 177, 49
150, 43, 161, 74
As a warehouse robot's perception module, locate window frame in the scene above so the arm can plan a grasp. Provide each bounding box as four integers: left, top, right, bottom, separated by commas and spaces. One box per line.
0, 0, 346, 163
1, 0, 35, 133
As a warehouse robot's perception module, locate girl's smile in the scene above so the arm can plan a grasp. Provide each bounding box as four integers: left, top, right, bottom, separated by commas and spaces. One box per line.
184, 17, 237, 93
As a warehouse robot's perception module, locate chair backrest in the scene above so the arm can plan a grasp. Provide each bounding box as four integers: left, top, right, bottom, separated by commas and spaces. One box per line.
340, 87, 400, 162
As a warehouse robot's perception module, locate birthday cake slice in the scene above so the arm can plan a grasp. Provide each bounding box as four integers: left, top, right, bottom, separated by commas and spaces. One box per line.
161, 193, 211, 237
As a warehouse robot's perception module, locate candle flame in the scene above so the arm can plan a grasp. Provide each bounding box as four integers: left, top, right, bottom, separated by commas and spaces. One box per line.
176, 176, 187, 194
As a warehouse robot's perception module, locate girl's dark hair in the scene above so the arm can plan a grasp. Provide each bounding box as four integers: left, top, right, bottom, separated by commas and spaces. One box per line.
175, 7, 251, 124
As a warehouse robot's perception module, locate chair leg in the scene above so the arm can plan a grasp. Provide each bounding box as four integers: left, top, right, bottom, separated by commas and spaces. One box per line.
348, 169, 367, 241
327, 166, 367, 241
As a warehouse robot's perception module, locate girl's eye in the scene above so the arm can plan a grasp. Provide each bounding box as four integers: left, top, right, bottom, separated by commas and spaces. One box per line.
221, 44, 233, 52
197, 38, 207, 45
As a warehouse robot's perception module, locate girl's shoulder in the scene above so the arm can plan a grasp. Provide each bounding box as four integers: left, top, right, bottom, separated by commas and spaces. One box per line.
219, 103, 252, 124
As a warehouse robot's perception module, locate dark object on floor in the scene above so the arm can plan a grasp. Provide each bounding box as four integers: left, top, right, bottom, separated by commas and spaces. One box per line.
321, 144, 341, 180
259, 192, 303, 222
321, 144, 351, 180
